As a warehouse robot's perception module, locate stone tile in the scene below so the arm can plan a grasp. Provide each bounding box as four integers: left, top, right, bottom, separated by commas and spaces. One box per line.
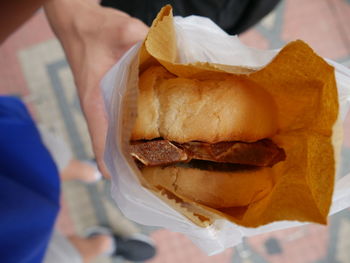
260, 11, 277, 30
247, 224, 329, 263
17, 39, 70, 140
57, 67, 94, 158
0, 10, 54, 96
330, 0, 350, 54
342, 57, 350, 67
18, 39, 94, 159
147, 230, 233, 263
239, 29, 270, 50
1, 2, 350, 263
101, 192, 140, 237
62, 181, 99, 235
239, 4, 282, 50
0, 47, 28, 96
282, 0, 349, 60
55, 197, 76, 236
336, 218, 350, 263
344, 111, 350, 148
91, 257, 112, 263
3, 9, 54, 48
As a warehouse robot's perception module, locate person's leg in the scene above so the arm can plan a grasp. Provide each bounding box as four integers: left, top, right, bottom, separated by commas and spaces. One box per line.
37, 124, 101, 183
68, 235, 113, 263
84, 227, 157, 262
60, 159, 101, 183
44, 231, 112, 263
58, 229, 156, 263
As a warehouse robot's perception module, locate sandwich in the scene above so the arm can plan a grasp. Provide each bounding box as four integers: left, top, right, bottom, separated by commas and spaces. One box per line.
130, 66, 286, 209
123, 5, 339, 228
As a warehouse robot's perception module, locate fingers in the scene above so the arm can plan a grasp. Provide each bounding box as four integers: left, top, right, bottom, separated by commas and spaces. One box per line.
72, 9, 149, 180
82, 87, 111, 179
120, 17, 149, 45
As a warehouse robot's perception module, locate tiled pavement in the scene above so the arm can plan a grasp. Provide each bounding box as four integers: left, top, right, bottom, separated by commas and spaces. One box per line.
1, 1, 350, 262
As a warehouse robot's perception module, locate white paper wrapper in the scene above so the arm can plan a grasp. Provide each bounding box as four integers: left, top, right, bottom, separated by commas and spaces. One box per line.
101, 15, 350, 255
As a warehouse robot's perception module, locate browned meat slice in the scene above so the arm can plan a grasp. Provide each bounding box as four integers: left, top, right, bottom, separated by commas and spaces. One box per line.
181, 139, 286, 167
130, 140, 188, 166
130, 139, 285, 167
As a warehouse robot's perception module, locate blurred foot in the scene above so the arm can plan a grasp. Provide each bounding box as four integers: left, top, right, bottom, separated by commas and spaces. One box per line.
78, 160, 102, 183
61, 159, 102, 183
85, 226, 156, 262
114, 233, 156, 262
68, 234, 113, 263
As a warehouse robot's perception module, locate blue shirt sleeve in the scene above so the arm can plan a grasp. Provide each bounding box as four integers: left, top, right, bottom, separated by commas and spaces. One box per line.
0, 96, 60, 263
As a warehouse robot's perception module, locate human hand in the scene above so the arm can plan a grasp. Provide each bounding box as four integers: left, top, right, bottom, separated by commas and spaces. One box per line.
45, 0, 148, 177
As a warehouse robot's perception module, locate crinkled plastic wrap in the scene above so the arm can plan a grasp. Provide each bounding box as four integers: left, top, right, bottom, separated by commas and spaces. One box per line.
101, 15, 350, 255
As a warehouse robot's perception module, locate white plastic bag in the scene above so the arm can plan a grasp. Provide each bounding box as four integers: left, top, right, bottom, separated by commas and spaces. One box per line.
101, 15, 350, 255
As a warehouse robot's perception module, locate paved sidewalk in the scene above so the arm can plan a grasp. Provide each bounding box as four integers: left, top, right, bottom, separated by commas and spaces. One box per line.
1, 1, 349, 262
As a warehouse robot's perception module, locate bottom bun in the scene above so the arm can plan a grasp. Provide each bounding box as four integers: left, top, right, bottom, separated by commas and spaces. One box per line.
141, 166, 274, 208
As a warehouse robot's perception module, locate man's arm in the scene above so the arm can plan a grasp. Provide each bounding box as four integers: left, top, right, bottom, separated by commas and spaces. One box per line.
44, 0, 148, 176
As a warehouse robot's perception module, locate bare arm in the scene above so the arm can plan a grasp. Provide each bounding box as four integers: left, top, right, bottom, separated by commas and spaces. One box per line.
44, 0, 148, 177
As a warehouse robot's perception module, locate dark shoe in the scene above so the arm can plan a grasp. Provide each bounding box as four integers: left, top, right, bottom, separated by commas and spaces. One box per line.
85, 226, 156, 262
114, 234, 156, 262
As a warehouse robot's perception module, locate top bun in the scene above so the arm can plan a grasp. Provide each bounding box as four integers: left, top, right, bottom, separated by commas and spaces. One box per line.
132, 66, 278, 143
